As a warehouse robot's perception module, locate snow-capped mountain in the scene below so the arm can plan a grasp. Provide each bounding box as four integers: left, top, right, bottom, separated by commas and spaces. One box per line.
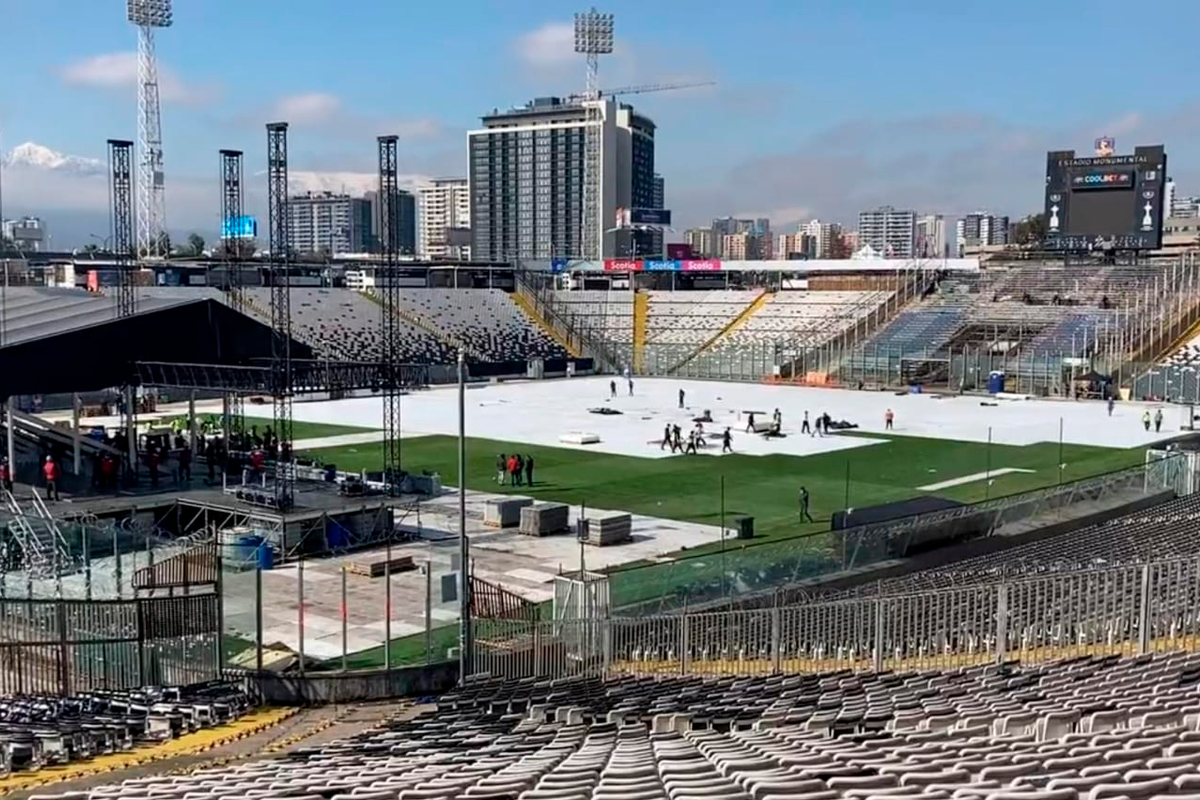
4, 142, 105, 176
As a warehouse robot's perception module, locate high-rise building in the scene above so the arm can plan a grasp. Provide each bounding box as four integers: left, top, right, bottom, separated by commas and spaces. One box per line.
684, 227, 713, 258
858, 206, 916, 258
1, 216, 45, 252
956, 212, 1010, 255
287, 191, 374, 255
915, 214, 947, 259
1166, 179, 1178, 218
721, 232, 771, 260
646, 173, 665, 258
776, 232, 816, 260
468, 96, 655, 261
418, 178, 471, 259
798, 219, 841, 259
711, 217, 770, 258
365, 188, 417, 256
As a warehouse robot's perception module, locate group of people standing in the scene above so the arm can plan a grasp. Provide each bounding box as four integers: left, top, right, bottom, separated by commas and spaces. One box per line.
496, 452, 536, 487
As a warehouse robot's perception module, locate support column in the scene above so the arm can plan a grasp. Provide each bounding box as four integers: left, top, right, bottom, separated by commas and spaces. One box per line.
72, 393, 81, 475
6, 396, 16, 483
124, 385, 137, 483
188, 392, 197, 452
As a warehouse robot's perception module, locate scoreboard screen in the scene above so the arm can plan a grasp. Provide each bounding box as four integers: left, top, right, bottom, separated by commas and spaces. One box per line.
1043, 145, 1166, 251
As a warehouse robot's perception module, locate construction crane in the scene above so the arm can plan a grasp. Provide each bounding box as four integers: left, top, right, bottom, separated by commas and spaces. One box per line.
565, 81, 715, 105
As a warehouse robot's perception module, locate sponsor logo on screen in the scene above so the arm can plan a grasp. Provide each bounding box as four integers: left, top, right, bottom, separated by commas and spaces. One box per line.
681, 259, 722, 272
1072, 171, 1133, 189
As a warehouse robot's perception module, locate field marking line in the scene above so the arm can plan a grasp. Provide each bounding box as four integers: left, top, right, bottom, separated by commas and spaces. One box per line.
917, 467, 1035, 491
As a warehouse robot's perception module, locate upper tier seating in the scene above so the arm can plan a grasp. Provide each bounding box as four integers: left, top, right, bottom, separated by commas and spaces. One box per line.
241, 288, 566, 365
644, 290, 761, 346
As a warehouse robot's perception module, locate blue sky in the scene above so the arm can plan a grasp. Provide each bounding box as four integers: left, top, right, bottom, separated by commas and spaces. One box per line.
2, 0, 1199, 245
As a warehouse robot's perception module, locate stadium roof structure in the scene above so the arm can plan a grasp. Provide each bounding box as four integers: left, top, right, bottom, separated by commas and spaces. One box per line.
0, 287, 311, 398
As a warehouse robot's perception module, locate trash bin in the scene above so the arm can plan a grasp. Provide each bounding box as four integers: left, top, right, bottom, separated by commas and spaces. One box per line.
736, 516, 754, 540
988, 371, 1006, 394
256, 541, 275, 570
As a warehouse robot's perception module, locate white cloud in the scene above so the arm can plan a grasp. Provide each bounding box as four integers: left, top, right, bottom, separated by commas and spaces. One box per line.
58, 51, 218, 105
261, 92, 445, 142
270, 92, 342, 125
513, 22, 576, 67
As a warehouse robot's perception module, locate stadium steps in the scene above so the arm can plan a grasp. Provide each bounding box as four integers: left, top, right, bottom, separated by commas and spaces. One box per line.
1157, 309, 1200, 364
632, 291, 649, 372
359, 290, 473, 357
510, 290, 582, 358
667, 289, 772, 373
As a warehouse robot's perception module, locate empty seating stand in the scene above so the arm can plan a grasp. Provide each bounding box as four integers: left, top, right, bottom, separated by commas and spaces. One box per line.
39, 653, 1200, 800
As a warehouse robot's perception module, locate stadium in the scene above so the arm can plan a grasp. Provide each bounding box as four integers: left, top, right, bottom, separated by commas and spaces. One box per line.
6, 9, 1200, 800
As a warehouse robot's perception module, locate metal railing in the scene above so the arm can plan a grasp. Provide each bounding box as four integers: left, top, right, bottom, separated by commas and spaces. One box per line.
471, 553, 1200, 682
601, 454, 1175, 615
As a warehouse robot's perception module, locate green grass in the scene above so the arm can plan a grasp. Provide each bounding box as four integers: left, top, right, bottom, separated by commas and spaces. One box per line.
304, 432, 1144, 543
172, 415, 376, 442
299, 430, 1146, 664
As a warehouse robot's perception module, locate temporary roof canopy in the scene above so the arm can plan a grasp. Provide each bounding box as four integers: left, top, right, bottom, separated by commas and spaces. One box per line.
0, 287, 311, 398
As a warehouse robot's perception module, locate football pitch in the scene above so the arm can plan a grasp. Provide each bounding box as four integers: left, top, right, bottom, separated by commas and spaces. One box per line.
304, 431, 1143, 544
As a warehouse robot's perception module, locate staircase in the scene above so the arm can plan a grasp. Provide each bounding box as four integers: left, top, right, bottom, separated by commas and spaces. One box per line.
511, 291, 582, 359
2, 489, 69, 577
669, 290, 772, 374
632, 292, 649, 373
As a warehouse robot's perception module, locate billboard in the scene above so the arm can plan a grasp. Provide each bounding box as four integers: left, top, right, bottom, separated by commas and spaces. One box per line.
1043, 145, 1166, 251
220, 215, 257, 240
614, 208, 672, 227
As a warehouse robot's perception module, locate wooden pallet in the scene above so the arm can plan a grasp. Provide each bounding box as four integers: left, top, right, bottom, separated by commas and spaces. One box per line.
346, 555, 416, 578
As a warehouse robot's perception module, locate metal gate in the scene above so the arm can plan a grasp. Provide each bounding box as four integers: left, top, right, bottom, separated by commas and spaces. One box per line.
0, 594, 220, 696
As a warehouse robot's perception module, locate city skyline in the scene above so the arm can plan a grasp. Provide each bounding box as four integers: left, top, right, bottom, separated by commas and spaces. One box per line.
2, 0, 1199, 246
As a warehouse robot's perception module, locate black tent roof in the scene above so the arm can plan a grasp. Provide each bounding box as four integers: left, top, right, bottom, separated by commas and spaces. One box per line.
0, 288, 311, 398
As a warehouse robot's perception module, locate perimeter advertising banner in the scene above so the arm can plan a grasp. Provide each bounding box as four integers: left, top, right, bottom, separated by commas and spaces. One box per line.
601, 259, 725, 272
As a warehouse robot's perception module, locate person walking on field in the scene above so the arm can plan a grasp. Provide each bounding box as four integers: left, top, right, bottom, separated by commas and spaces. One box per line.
885, 408, 895, 431
609, 380, 617, 399
1107, 396, 1115, 417
524, 454, 535, 487
801, 411, 812, 436
722, 427, 732, 453
1142, 410, 1151, 431
679, 388, 685, 409
43, 456, 60, 502
799, 485, 814, 523
1155, 408, 1164, 433
745, 412, 756, 434
496, 453, 507, 484
672, 424, 682, 452
514, 454, 525, 486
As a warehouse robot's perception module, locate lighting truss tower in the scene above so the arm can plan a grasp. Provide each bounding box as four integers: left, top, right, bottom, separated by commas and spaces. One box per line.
220, 148, 246, 439
267, 122, 294, 511
219, 149, 245, 309
574, 7, 613, 261
377, 135, 402, 492
127, 0, 171, 260
107, 139, 136, 318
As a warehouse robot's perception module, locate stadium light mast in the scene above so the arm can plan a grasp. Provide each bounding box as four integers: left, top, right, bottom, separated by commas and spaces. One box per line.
127, 0, 171, 260
574, 7, 613, 261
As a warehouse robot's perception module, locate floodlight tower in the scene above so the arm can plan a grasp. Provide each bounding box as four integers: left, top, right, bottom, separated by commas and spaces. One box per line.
127, 0, 171, 260
574, 8, 613, 261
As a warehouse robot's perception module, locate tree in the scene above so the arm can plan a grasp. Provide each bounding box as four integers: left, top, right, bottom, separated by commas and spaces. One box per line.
186, 233, 206, 256
217, 238, 257, 258
81, 243, 100, 255
1011, 213, 1047, 247
154, 231, 171, 256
